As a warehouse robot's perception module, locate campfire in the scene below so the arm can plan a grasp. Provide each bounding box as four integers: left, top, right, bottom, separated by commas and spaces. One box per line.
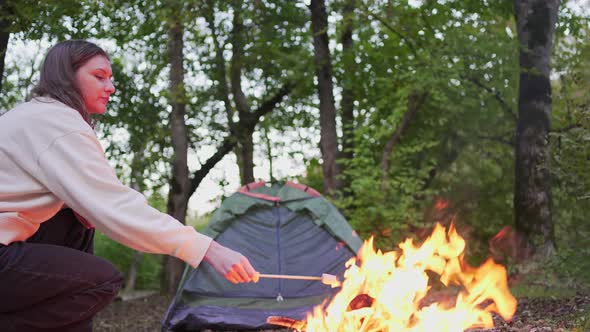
268, 222, 517, 332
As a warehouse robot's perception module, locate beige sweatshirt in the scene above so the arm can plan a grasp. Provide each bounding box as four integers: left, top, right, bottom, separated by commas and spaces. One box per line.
0, 97, 212, 268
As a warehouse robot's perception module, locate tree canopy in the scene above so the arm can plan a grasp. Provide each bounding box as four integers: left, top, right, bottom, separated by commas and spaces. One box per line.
1, 0, 588, 292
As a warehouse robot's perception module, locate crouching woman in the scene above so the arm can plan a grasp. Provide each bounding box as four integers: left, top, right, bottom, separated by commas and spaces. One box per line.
0, 40, 257, 332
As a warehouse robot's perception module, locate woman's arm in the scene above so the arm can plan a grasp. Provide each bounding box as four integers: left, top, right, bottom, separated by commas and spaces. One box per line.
35, 130, 255, 282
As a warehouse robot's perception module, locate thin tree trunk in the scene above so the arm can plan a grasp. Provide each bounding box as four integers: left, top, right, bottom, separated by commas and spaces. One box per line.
161, 1, 190, 295
381, 91, 428, 192
513, 0, 559, 259
230, 2, 255, 185
420, 134, 464, 193
201, 1, 294, 188
339, 0, 356, 193
238, 129, 255, 184
189, 136, 237, 195
263, 126, 274, 181
234, 143, 246, 184
0, 0, 12, 94
125, 145, 146, 292
200, 1, 244, 188
185, 82, 293, 193
204, 1, 234, 122
0, 32, 8, 94
310, 0, 341, 197
125, 250, 143, 292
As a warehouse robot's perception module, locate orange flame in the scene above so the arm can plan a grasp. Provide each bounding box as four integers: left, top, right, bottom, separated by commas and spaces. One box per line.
434, 198, 449, 211
305, 223, 517, 332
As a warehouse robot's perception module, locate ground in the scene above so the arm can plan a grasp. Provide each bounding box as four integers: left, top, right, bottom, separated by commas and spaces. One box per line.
94, 292, 589, 332
94, 294, 170, 332
93, 293, 291, 332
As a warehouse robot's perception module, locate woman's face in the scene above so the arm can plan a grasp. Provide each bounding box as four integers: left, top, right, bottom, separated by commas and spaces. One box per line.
75, 55, 115, 114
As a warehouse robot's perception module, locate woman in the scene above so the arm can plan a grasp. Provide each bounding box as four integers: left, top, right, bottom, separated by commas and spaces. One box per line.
0, 40, 257, 332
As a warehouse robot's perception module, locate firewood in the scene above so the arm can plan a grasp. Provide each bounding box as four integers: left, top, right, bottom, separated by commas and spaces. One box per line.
266, 316, 307, 330
347, 293, 375, 311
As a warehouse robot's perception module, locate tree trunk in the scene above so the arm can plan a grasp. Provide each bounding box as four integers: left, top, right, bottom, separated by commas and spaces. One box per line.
203, 1, 233, 121
189, 135, 237, 195
310, 0, 341, 197
124, 145, 147, 292
0, 0, 12, 94
124, 250, 143, 292
233, 84, 294, 185
263, 126, 274, 181
237, 129, 255, 184
0, 31, 8, 94
202, 0, 294, 188
339, 0, 356, 193
513, 0, 559, 259
234, 143, 246, 185
230, 2, 255, 185
161, 1, 190, 295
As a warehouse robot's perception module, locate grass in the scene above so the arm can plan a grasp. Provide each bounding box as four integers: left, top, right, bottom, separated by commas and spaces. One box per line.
507, 260, 590, 331
510, 283, 578, 299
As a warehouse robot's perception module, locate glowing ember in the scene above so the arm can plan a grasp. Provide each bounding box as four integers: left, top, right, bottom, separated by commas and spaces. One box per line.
304, 223, 517, 332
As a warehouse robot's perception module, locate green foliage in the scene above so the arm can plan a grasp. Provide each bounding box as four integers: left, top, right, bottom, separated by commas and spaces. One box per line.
328, 0, 520, 255
548, 24, 590, 290
296, 158, 325, 195
186, 210, 212, 232
547, 245, 590, 289
2, 0, 88, 39
572, 309, 590, 332
303, 1, 588, 280
2, 0, 588, 296
510, 282, 577, 299
97, 56, 171, 192
93, 231, 163, 290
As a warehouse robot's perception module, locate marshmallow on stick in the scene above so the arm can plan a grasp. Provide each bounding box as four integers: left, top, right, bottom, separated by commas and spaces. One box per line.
253, 272, 341, 288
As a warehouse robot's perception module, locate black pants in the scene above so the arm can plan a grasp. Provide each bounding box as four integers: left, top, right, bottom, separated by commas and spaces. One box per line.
0, 209, 123, 332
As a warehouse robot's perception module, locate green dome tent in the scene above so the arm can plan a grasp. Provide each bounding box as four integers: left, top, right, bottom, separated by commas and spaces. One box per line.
162, 181, 362, 331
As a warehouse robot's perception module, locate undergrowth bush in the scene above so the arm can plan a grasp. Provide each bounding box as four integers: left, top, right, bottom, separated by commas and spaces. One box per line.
94, 232, 163, 290
93, 209, 212, 291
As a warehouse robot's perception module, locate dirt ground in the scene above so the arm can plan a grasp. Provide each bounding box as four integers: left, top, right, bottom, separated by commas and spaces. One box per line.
93, 294, 290, 332
93, 292, 589, 332
94, 294, 170, 332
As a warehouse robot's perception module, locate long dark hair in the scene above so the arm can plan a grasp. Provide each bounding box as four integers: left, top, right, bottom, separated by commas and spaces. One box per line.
30, 40, 109, 125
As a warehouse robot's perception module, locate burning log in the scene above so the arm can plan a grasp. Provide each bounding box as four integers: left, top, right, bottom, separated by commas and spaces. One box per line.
267, 293, 375, 331
347, 293, 375, 311
266, 316, 306, 331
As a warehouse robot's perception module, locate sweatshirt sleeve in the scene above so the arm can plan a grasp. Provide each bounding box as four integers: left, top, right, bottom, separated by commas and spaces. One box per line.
35, 130, 212, 268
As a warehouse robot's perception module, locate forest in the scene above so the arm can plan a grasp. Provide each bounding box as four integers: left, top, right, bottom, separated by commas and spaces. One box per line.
1, 0, 589, 331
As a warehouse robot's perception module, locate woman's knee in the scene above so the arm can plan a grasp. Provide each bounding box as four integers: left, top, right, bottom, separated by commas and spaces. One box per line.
80, 255, 124, 304
99, 267, 124, 295
81, 262, 124, 317
93, 260, 124, 298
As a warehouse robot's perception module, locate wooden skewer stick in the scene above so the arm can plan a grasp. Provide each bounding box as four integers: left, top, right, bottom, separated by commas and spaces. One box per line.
254, 273, 341, 288
258, 273, 322, 281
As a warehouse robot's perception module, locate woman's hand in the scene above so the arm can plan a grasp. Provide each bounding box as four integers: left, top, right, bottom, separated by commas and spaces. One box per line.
203, 240, 258, 284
